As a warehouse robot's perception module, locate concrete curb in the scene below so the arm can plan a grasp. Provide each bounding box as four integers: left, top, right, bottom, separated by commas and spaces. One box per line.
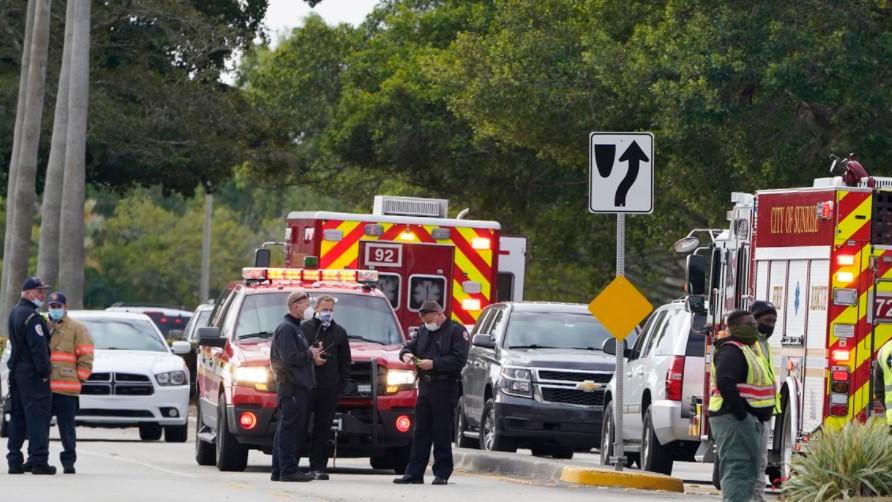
453, 449, 684, 493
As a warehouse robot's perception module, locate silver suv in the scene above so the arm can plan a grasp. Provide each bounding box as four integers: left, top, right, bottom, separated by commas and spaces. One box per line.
599, 299, 706, 475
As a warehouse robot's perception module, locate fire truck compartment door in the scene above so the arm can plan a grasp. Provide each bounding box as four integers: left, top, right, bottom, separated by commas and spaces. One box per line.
359, 241, 455, 336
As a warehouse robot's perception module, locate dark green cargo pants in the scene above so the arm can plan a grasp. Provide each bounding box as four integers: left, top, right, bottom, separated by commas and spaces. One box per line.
711, 413, 763, 502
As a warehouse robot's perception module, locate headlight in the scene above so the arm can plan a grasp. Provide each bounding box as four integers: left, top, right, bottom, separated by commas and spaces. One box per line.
382, 368, 416, 394
156, 370, 187, 386
233, 366, 271, 385
500, 367, 532, 398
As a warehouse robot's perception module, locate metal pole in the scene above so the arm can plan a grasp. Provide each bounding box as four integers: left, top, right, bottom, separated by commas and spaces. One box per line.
200, 192, 213, 303
614, 214, 625, 471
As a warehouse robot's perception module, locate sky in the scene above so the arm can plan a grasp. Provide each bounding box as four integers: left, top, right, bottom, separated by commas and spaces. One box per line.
263, 0, 381, 43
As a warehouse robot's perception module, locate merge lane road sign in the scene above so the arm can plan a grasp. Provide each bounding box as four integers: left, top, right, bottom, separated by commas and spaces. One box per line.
589, 132, 654, 214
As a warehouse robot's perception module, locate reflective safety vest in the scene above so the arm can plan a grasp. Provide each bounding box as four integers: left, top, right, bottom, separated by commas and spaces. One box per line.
877, 340, 892, 426
753, 336, 782, 414
709, 340, 777, 412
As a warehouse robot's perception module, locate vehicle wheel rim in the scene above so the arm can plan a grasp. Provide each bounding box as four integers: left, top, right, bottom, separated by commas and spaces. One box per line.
484, 407, 495, 451
601, 411, 612, 462
642, 421, 651, 466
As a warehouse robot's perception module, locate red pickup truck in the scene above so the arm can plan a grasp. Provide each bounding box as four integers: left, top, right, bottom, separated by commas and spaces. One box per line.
194, 267, 417, 472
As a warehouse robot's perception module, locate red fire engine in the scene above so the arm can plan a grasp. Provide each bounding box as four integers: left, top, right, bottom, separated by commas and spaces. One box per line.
678, 157, 892, 482
279, 196, 526, 334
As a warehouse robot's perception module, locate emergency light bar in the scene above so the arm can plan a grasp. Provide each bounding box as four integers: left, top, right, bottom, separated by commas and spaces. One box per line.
242, 267, 379, 283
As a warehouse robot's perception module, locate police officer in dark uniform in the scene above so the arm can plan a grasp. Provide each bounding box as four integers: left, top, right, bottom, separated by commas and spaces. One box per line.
269, 289, 321, 483
7, 277, 54, 475
394, 301, 470, 486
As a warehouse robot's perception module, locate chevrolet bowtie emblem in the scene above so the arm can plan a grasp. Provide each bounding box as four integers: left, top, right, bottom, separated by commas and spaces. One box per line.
575, 380, 601, 393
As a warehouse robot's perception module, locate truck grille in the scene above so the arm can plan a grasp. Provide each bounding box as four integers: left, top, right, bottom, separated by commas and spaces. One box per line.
77, 409, 154, 418
81, 372, 154, 396
537, 370, 612, 383
345, 361, 374, 397
540, 387, 604, 407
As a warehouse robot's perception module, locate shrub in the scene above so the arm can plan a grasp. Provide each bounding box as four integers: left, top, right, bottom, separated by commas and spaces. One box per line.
784, 419, 892, 501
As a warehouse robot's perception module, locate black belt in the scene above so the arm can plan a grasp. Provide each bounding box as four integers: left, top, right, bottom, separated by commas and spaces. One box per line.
420, 373, 456, 383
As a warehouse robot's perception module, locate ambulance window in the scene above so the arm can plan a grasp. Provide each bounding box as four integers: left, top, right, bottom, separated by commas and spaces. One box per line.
497, 273, 515, 302
408, 275, 447, 312
377, 273, 401, 310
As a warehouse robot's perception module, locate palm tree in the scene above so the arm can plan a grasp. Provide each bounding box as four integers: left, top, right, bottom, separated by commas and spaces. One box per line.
37, 0, 76, 287
58, 0, 91, 308
2, 0, 52, 320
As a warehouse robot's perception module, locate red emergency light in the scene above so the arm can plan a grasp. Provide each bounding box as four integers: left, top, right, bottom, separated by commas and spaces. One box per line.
242, 267, 379, 283
395, 415, 412, 433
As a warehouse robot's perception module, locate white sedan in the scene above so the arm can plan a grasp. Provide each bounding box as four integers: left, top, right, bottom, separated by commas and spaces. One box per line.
1, 310, 191, 442
73, 310, 191, 442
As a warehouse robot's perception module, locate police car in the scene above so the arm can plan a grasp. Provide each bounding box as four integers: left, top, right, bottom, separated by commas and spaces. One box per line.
1, 310, 192, 442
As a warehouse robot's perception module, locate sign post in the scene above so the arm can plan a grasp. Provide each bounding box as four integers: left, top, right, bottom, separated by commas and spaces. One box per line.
588, 131, 654, 471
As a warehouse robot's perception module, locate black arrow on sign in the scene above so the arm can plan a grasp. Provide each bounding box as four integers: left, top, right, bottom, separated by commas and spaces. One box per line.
616, 141, 649, 207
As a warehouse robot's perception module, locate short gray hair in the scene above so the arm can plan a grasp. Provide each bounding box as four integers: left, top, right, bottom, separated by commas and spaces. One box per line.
315, 295, 336, 308
287, 289, 309, 306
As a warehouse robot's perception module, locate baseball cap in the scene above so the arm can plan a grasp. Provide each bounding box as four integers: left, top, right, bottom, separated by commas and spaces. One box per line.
419, 301, 442, 314
21, 277, 50, 292
47, 291, 67, 306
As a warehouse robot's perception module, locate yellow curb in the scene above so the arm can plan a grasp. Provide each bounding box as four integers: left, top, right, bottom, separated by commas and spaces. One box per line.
560, 466, 684, 493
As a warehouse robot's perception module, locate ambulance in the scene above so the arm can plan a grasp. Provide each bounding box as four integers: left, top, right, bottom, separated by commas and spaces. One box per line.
280, 196, 526, 334
677, 155, 892, 483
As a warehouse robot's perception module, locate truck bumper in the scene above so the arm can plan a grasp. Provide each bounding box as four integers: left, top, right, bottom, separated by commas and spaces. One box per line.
651, 400, 699, 445
495, 393, 602, 448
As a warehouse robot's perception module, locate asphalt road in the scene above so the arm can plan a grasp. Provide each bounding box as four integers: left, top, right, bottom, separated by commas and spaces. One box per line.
0, 421, 724, 502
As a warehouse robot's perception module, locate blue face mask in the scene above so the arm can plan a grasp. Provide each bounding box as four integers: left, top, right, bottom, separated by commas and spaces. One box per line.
49, 308, 65, 321
318, 311, 333, 325
32, 298, 43, 309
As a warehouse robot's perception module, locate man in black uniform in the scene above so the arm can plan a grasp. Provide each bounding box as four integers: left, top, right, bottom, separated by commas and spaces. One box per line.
269, 289, 321, 483
7, 277, 54, 475
301, 295, 351, 480
394, 301, 470, 486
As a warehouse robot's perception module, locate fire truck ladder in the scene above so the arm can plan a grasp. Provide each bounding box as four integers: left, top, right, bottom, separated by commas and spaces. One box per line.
868, 259, 892, 419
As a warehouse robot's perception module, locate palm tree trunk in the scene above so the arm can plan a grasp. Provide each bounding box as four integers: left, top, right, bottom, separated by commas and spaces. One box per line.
1, 0, 37, 329
2, 0, 52, 318
58, 0, 91, 308
37, 0, 76, 287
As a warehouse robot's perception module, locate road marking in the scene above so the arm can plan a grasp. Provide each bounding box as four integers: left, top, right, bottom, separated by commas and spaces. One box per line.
227, 482, 250, 490
78, 448, 198, 478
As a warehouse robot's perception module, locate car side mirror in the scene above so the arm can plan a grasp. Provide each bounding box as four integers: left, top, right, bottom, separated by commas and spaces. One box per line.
171, 341, 192, 355
472, 334, 496, 349
686, 254, 707, 296
601, 338, 617, 355
198, 327, 225, 348
254, 248, 271, 268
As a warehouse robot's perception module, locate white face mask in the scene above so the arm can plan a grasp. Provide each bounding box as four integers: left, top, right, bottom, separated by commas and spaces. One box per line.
424, 322, 440, 331
303, 307, 315, 321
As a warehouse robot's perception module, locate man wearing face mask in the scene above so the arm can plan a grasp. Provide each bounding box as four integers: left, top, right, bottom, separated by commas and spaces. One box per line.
394, 301, 470, 486
45, 292, 93, 474
6, 277, 55, 475
270, 289, 322, 483
749, 301, 781, 497
300, 295, 351, 480
708, 310, 776, 502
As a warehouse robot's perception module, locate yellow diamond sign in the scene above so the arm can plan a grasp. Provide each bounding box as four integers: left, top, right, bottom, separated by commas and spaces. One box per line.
588, 276, 653, 341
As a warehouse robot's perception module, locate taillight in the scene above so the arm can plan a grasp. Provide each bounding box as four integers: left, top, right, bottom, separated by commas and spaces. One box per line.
829, 366, 850, 416
395, 415, 412, 433
666, 356, 685, 401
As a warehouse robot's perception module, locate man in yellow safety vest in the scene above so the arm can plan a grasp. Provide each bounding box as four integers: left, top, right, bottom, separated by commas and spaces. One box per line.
876, 339, 892, 427
709, 310, 776, 502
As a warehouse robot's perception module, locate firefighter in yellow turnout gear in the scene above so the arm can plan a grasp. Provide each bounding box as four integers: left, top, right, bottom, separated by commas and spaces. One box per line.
47, 292, 93, 474
709, 311, 776, 502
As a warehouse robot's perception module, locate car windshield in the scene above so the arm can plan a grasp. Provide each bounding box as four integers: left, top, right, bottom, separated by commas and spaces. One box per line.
504, 311, 613, 350
236, 292, 403, 345
81, 318, 169, 352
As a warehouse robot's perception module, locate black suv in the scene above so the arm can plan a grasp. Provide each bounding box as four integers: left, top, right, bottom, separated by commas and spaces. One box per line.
455, 302, 632, 459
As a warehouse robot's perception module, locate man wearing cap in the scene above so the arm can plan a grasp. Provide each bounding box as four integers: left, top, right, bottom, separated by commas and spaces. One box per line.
46, 292, 93, 474
269, 289, 321, 483
6, 277, 55, 475
394, 301, 470, 486
749, 301, 781, 497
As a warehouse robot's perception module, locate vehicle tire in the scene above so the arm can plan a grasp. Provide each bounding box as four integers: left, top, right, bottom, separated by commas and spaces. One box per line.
215, 396, 248, 471
0, 411, 8, 438
600, 402, 616, 466
776, 402, 794, 482
712, 456, 721, 490
551, 446, 574, 460
165, 423, 188, 443
390, 445, 410, 475
531, 444, 550, 457
481, 398, 516, 453
370, 454, 393, 471
195, 404, 216, 466
139, 423, 163, 441
640, 407, 673, 475
454, 397, 477, 448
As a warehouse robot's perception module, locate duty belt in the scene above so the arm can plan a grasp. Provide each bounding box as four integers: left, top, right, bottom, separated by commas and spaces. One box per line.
420, 373, 455, 383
